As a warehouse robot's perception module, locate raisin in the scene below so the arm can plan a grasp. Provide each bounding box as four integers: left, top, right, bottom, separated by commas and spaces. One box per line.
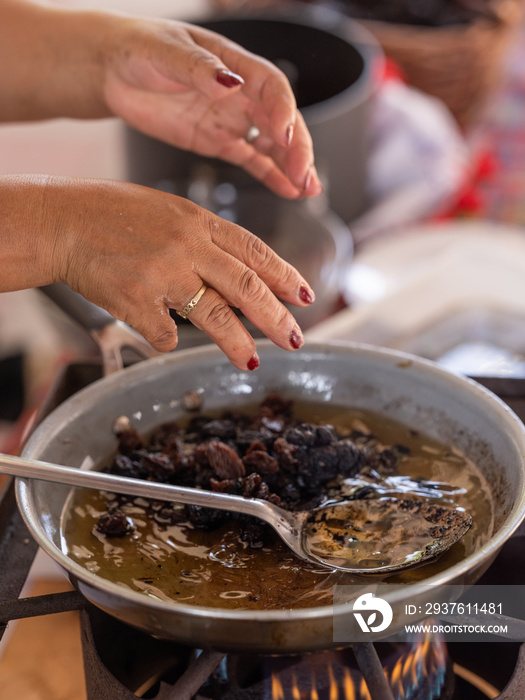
187, 505, 228, 530
142, 452, 175, 482
273, 437, 299, 470
243, 450, 279, 475
148, 421, 180, 449
117, 428, 143, 454
210, 478, 239, 494
245, 440, 267, 456
96, 511, 133, 537
260, 392, 293, 417
109, 454, 147, 480
200, 419, 237, 440
206, 441, 245, 479
241, 473, 263, 498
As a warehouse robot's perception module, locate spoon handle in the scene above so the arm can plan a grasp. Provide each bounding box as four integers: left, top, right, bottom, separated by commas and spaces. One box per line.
0, 453, 274, 521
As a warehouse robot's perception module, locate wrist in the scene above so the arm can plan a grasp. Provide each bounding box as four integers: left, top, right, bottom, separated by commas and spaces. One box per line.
0, 1, 112, 121
0, 175, 72, 292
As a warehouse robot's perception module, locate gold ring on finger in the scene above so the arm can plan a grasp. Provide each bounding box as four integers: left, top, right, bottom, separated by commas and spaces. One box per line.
176, 284, 207, 319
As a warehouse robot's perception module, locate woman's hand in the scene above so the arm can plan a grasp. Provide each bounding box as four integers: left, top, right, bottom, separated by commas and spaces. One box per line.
0, 175, 315, 370
100, 17, 322, 199
0, 1, 322, 199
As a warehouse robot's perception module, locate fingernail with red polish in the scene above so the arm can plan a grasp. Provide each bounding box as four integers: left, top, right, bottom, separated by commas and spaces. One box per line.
303, 167, 313, 193
290, 326, 304, 350
313, 172, 324, 195
216, 68, 244, 88
285, 123, 294, 146
299, 283, 315, 305
247, 353, 260, 371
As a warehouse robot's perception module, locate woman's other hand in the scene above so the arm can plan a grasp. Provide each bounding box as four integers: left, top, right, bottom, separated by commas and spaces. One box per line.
100, 17, 322, 199
0, 2, 322, 200
0, 175, 315, 370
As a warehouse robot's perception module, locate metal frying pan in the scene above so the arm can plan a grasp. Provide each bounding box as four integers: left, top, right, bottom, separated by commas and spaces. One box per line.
14, 299, 525, 652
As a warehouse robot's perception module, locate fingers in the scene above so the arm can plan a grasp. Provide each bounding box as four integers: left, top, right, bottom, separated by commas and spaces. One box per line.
220, 111, 322, 198
112, 19, 322, 198
181, 25, 323, 194
115, 297, 180, 354
180, 285, 260, 371
145, 23, 248, 100
188, 24, 297, 146
133, 230, 314, 371
183, 227, 314, 365
207, 224, 315, 308
179, 279, 302, 372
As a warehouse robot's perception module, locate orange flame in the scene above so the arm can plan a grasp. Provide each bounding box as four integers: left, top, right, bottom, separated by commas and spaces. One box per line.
291, 671, 301, 700
271, 672, 285, 700
269, 634, 447, 700
387, 626, 448, 698
343, 666, 356, 700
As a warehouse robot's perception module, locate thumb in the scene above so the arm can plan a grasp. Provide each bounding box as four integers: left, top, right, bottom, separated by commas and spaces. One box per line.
153, 28, 245, 98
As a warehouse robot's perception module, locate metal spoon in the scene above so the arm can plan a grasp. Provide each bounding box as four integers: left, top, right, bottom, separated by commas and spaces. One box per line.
0, 453, 472, 574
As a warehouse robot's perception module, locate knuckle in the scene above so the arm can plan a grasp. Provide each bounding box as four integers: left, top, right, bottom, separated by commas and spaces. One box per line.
245, 234, 271, 267
187, 48, 216, 76
273, 304, 293, 332
203, 301, 236, 332
148, 325, 179, 352
277, 263, 297, 287
237, 267, 265, 303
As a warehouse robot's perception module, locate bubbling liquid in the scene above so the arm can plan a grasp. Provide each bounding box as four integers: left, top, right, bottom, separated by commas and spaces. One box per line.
60, 403, 494, 610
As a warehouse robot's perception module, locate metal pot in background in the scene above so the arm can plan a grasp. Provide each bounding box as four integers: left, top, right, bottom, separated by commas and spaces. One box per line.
125, 3, 383, 225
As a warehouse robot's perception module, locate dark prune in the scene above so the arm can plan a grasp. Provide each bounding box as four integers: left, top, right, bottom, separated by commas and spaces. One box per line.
200, 419, 237, 440
283, 424, 317, 447
148, 421, 180, 449
315, 425, 337, 446
100, 392, 405, 542
96, 511, 133, 537
109, 454, 148, 480
206, 441, 245, 479
187, 505, 228, 530
239, 517, 266, 548
117, 429, 143, 454
243, 450, 279, 475
236, 429, 274, 451
142, 452, 176, 482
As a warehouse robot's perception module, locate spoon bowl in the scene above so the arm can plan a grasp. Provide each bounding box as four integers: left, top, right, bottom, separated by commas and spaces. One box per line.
0, 452, 471, 574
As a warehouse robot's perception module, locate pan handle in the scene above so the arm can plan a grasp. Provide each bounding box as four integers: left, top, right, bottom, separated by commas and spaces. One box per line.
39, 284, 160, 375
